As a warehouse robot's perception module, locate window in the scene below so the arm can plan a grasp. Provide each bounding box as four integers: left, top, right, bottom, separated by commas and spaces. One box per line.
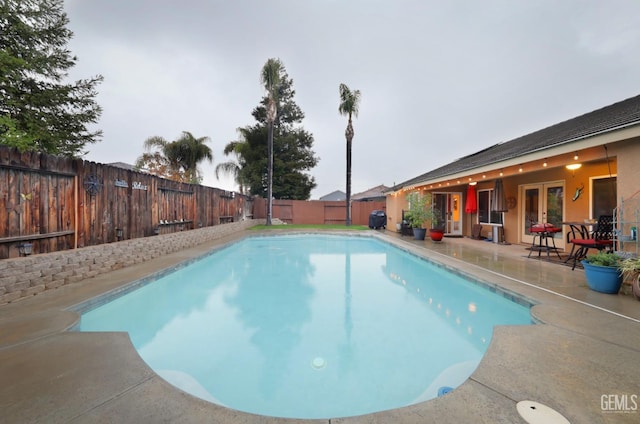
477, 189, 502, 224
592, 176, 616, 218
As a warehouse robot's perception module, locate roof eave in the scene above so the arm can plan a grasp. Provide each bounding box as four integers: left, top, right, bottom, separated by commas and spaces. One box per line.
392, 121, 640, 192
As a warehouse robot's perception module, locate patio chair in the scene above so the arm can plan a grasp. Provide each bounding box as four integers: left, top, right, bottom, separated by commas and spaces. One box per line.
568, 215, 614, 270
528, 223, 562, 260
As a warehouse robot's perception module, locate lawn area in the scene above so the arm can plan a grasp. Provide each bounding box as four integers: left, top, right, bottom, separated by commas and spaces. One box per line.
250, 224, 370, 231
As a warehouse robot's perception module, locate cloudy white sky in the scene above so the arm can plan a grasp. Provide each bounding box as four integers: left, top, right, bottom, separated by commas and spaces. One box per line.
63, 0, 640, 199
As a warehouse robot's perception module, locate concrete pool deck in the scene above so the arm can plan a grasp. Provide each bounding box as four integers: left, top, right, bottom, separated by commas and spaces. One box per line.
1, 229, 639, 423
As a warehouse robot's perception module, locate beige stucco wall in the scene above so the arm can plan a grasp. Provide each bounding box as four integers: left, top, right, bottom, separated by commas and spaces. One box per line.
614, 138, 640, 202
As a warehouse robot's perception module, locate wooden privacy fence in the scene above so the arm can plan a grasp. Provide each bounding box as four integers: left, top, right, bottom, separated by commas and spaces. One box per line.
0, 147, 252, 259
253, 198, 387, 225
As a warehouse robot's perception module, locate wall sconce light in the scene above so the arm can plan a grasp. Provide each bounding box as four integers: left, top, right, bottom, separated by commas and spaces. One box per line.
18, 242, 33, 256
469, 181, 477, 186
566, 163, 582, 171
116, 228, 124, 241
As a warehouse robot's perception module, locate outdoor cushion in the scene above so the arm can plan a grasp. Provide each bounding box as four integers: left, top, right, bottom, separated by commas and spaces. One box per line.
570, 238, 612, 247
530, 223, 561, 233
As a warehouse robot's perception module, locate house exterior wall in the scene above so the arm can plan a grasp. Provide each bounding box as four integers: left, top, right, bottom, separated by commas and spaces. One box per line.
614, 138, 640, 201
385, 137, 638, 246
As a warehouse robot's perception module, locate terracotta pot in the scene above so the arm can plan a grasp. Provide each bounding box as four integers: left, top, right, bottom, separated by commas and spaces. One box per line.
429, 229, 444, 242
632, 274, 640, 301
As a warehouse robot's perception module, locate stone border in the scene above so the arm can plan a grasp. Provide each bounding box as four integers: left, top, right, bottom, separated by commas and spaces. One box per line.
0, 220, 264, 304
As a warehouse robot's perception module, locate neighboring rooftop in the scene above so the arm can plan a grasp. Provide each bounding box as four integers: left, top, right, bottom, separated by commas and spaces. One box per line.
107, 162, 137, 171
319, 190, 346, 201
396, 93, 640, 189
352, 184, 389, 201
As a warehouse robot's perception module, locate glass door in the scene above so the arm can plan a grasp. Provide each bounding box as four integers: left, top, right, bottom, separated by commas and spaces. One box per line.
433, 192, 463, 236
520, 182, 565, 247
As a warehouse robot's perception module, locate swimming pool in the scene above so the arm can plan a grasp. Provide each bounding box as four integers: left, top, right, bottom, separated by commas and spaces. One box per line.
79, 234, 532, 419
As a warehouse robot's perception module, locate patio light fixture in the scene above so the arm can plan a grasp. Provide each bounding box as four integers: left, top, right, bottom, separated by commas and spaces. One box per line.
566, 163, 582, 171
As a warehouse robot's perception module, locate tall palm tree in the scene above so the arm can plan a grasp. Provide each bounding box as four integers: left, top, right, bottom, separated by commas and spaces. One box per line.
338, 83, 361, 226
174, 131, 213, 184
261, 58, 283, 225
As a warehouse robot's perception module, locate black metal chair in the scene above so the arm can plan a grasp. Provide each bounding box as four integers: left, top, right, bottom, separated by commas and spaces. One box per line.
568, 215, 614, 270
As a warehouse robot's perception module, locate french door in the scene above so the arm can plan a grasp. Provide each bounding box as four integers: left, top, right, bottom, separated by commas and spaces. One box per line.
520, 181, 565, 247
433, 192, 463, 236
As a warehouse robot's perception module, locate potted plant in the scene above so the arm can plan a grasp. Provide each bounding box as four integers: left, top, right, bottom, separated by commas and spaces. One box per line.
428, 212, 444, 242
619, 256, 640, 300
581, 251, 623, 294
405, 192, 438, 241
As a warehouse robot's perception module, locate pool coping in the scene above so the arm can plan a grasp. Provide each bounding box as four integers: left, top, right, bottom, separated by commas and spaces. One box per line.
1, 228, 639, 423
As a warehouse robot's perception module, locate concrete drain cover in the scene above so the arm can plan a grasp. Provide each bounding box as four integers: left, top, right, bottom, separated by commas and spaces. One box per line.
517, 401, 570, 424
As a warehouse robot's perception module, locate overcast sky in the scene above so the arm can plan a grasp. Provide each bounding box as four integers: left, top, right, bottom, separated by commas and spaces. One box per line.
63, 0, 640, 199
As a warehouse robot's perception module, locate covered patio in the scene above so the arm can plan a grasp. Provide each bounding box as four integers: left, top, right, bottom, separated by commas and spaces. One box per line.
385, 94, 640, 261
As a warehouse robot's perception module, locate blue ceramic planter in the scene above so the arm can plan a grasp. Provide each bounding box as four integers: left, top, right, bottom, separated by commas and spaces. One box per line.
581, 261, 623, 294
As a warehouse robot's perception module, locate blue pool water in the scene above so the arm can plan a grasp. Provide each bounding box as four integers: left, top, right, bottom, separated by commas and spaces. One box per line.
79, 234, 531, 419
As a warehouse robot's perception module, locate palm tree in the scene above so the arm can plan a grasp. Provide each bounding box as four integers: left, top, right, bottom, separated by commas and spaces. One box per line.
338, 83, 361, 226
174, 131, 213, 184
260, 58, 283, 225
216, 139, 248, 194
138, 135, 184, 181
136, 132, 212, 183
